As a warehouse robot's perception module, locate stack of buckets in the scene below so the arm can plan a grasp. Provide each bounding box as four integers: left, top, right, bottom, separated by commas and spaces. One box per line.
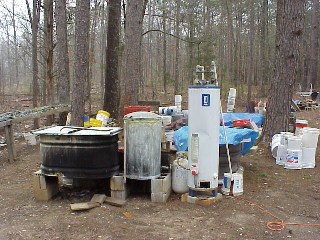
227, 88, 236, 112
273, 121, 319, 169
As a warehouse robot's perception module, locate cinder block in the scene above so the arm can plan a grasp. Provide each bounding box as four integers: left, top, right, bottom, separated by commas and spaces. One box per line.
111, 189, 129, 200
110, 175, 126, 191
33, 170, 59, 201
151, 172, 171, 193
151, 192, 170, 203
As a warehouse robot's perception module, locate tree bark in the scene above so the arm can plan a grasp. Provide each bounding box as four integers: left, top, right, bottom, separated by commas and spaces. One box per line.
55, 0, 70, 125
308, 0, 319, 89
43, 0, 54, 125
32, 0, 40, 129
174, 0, 181, 95
71, 0, 90, 126
119, 0, 148, 119
104, 0, 121, 119
264, 0, 306, 141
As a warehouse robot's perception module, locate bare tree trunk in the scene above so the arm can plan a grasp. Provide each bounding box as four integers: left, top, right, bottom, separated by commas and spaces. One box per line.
162, 1, 167, 93
71, 0, 90, 126
100, 2, 107, 92
55, 0, 70, 125
264, 0, 306, 141
174, 0, 180, 95
259, 0, 268, 96
308, 0, 319, 89
43, 0, 54, 125
32, 0, 40, 129
12, 0, 19, 91
104, 0, 121, 119
226, 0, 234, 83
119, 0, 148, 119
87, 0, 99, 114
247, 0, 255, 107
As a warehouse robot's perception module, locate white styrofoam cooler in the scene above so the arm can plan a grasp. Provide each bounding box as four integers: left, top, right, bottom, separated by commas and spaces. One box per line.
188, 86, 220, 190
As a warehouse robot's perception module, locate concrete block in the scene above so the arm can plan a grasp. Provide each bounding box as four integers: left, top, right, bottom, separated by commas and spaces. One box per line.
33, 171, 59, 201
111, 189, 129, 200
151, 172, 171, 193
151, 192, 171, 203
110, 175, 126, 191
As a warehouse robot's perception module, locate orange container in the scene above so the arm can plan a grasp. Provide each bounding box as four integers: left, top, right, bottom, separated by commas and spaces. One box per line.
124, 106, 151, 115
233, 119, 250, 127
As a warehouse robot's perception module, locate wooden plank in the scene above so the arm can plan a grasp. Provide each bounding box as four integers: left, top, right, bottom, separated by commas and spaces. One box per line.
0, 120, 12, 128
291, 99, 301, 112
104, 197, 127, 207
90, 194, 106, 204
70, 202, 100, 211
11, 106, 70, 124
4, 124, 16, 162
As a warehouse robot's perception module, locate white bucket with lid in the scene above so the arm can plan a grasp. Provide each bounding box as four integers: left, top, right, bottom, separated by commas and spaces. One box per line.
280, 132, 294, 146
276, 144, 287, 165
284, 149, 302, 169
271, 134, 281, 159
295, 119, 308, 136
222, 172, 243, 196
228, 88, 237, 98
302, 147, 316, 168
287, 136, 302, 150
302, 128, 320, 148
172, 159, 189, 194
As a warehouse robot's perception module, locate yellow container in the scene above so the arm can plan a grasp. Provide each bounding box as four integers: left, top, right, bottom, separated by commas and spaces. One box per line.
88, 118, 102, 127
96, 110, 110, 126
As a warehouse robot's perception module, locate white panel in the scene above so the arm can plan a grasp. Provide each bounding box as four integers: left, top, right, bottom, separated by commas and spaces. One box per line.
187, 86, 220, 189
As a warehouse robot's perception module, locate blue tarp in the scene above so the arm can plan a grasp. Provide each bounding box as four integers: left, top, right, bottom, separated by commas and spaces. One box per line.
222, 113, 264, 126
173, 126, 259, 155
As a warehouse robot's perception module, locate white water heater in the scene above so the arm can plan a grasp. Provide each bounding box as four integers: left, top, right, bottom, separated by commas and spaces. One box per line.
188, 86, 220, 190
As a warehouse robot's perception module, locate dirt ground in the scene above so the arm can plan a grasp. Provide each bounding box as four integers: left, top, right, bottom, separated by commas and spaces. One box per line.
1, 95, 320, 239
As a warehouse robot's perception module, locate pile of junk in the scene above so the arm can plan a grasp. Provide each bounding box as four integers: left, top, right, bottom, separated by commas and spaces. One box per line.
33, 62, 263, 202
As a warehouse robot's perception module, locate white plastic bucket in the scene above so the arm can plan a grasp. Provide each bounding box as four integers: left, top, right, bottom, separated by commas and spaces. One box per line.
271, 134, 281, 159
228, 88, 237, 98
280, 132, 294, 146
172, 159, 189, 194
284, 149, 302, 169
222, 173, 243, 196
295, 119, 308, 136
287, 136, 302, 150
302, 147, 316, 168
227, 104, 235, 112
227, 97, 236, 105
276, 144, 287, 165
302, 128, 320, 148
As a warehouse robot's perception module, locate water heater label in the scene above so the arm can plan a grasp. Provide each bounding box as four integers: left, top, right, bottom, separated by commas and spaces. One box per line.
202, 94, 210, 106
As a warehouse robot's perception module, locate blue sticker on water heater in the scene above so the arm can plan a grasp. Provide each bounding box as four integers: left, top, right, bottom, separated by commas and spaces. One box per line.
202, 94, 210, 106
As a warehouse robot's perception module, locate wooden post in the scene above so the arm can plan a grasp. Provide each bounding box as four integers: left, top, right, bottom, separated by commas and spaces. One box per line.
4, 122, 16, 163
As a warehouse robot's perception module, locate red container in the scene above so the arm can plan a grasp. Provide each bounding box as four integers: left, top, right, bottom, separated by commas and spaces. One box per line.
124, 106, 151, 115
233, 119, 251, 127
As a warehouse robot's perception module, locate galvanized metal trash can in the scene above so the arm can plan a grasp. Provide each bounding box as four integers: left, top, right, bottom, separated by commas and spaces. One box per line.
124, 112, 161, 180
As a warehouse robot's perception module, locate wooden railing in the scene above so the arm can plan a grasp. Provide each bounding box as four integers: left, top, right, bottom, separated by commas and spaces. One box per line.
0, 105, 70, 163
